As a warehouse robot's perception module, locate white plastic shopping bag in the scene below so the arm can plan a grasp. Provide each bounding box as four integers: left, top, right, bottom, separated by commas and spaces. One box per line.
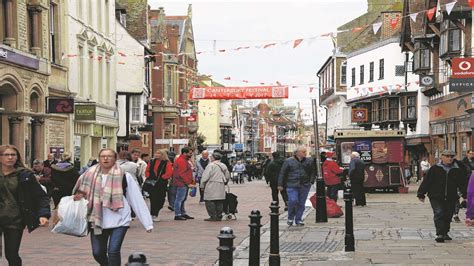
52, 196, 89, 237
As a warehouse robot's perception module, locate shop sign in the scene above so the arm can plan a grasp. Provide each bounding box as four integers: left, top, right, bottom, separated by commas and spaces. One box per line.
93, 125, 103, 137
75, 105, 96, 120
48, 98, 74, 113
0, 47, 39, 69
187, 114, 197, 122
354, 140, 372, 162
450, 57, 474, 92
351, 108, 368, 123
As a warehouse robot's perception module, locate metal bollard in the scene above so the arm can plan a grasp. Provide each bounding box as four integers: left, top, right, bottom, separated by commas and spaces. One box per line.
269, 201, 280, 266
316, 176, 328, 223
249, 210, 262, 265
126, 252, 149, 266
344, 188, 355, 252
217, 227, 236, 266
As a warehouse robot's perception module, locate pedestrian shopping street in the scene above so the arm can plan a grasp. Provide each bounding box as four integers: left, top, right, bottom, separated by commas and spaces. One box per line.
7, 180, 474, 265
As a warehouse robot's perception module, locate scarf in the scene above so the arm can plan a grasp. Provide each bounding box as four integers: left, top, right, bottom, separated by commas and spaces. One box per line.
199, 158, 209, 169
73, 163, 125, 234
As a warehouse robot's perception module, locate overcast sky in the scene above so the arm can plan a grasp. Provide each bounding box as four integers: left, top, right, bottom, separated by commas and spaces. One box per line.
149, 0, 368, 122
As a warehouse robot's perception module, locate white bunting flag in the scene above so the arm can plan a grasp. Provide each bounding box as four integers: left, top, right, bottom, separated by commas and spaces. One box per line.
410, 12, 418, 22
372, 22, 382, 34
446, 1, 456, 15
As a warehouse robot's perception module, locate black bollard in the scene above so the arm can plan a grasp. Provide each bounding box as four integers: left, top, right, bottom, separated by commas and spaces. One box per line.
344, 188, 355, 252
217, 227, 236, 266
316, 176, 328, 223
269, 201, 280, 266
249, 210, 262, 265
126, 252, 149, 266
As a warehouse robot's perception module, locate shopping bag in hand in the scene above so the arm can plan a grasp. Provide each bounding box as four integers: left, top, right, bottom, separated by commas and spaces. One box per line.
52, 196, 89, 237
189, 186, 197, 197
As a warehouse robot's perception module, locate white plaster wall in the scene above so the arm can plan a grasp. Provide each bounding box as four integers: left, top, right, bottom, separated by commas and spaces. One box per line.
117, 95, 127, 136
346, 40, 419, 100
220, 100, 232, 126
115, 23, 145, 94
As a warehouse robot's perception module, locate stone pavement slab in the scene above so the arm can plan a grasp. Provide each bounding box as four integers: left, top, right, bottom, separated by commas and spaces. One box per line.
0, 180, 278, 265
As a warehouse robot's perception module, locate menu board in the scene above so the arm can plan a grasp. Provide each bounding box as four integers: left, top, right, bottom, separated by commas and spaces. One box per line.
341, 142, 355, 164
372, 141, 388, 164
386, 140, 404, 163
354, 140, 372, 162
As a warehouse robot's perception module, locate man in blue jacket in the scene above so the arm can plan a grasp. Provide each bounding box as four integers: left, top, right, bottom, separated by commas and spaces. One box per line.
278, 146, 315, 226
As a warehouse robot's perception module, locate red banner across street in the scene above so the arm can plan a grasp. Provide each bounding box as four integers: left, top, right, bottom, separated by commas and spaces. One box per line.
189, 86, 289, 99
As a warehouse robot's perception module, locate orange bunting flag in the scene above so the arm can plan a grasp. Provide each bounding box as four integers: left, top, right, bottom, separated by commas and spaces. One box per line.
276, 81, 282, 86
67, 54, 78, 58
320, 32, 332, 37
263, 43, 277, 49
469, 0, 474, 8
218, 49, 226, 52
368, 87, 373, 92
309, 87, 315, 93
224, 77, 231, 80
426, 7, 436, 21
118, 62, 125, 65
382, 86, 388, 91
293, 39, 303, 48
352, 26, 364, 33
390, 16, 400, 30
260, 82, 265, 85
97, 56, 103, 61
242, 80, 249, 83
378, 92, 384, 96
118, 51, 126, 57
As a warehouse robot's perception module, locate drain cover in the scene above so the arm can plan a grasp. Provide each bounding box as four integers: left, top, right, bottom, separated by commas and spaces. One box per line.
280, 241, 340, 253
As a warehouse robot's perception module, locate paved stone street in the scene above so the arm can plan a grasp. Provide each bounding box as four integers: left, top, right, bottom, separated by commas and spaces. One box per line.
5, 181, 474, 265
235, 184, 474, 265
1, 180, 274, 266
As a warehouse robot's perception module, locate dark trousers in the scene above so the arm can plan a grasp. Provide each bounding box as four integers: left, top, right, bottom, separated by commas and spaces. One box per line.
351, 183, 366, 206
0, 227, 23, 266
167, 185, 176, 208
270, 183, 288, 207
429, 198, 456, 236
90, 226, 128, 266
51, 190, 68, 209
149, 179, 168, 216
205, 200, 224, 219
327, 184, 341, 202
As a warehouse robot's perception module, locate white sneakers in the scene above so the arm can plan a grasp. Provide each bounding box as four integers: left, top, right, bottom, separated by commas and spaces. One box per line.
152, 216, 161, 222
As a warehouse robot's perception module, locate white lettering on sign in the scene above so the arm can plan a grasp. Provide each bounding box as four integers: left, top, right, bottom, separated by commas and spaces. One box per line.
0, 50, 7, 58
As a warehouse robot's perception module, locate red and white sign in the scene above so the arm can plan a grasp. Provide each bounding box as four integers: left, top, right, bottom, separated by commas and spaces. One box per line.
190, 86, 289, 99
351, 108, 368, 123
452, 58, 474, 78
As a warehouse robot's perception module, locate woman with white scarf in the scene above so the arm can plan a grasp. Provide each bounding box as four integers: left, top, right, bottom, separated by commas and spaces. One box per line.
200, 152, 231, 221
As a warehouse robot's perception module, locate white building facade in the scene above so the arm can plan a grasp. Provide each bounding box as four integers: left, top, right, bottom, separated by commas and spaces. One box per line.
67, 0, 117, 164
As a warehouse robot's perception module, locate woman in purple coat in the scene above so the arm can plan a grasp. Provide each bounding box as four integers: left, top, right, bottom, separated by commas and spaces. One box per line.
465, 171, 474, 226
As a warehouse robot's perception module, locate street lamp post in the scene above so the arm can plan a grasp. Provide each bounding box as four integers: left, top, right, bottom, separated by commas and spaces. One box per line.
312, 98, 327, 223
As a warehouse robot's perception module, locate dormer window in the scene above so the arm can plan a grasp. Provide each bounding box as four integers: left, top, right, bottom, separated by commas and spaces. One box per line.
340, 61, 347, 85
440, 20, 461, 58
413, 42, 430, 72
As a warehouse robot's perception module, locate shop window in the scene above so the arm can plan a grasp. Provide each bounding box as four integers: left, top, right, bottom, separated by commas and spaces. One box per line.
407, 96, 416, 119
381, 99, 388, 121
371, 100, 380, 123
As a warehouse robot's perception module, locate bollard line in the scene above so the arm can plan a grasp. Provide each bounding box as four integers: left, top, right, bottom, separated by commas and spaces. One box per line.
249, 209, 262, 265
269, 201, 280, 266
344, 188, 355, 252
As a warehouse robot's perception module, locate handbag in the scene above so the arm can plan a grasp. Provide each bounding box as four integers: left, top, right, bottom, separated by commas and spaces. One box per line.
142, 178, 158, 193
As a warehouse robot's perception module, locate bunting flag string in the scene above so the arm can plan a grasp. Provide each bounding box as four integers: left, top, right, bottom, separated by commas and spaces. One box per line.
61, 1, 461, 59
350, 81, 421, 98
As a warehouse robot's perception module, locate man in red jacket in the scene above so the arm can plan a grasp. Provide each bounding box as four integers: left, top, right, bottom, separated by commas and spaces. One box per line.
172, 147, 195, 220
323, 152, 343, 202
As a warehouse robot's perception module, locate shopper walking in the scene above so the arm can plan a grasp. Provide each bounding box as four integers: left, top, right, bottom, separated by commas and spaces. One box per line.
145, 149, 172, 222
278, 146, 315, 226
265, 152, 288, 210
73, 148, 152, 266
195, 150, 210, 204
417, 150, 468, 242
322, 152, 343, 202
172, 147, 195, 220
349, 152, 366, 206
0, 145, 50, 266
200, 152, 230, 221
50, 152, 80, 208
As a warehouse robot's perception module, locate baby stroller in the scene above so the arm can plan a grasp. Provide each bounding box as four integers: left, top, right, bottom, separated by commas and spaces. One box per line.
223, 191, 238, 220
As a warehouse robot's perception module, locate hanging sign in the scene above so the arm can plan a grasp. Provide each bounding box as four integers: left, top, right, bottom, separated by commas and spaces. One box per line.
75, 104, 96, 120
190, 86, 289, 99
351, 108, 368, 123
450, 57, 474, 92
